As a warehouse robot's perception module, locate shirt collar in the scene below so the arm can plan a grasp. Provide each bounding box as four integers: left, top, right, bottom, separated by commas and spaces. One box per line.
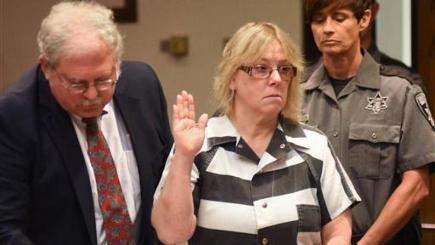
354, 50, 381, 90
206, 115, 310, 152
304, 50, 381, 91
69, 100, 113, 128
205, 115, 239, 145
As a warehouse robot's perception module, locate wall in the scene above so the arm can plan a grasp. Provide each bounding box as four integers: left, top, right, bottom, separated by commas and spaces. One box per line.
418, 0, 435, 242
0, 0, 63, 91
0, 0, 303, 116
376, 0, 412, 66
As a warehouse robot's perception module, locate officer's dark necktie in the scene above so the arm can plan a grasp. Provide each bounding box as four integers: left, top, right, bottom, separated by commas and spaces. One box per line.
83, 117, 133, 244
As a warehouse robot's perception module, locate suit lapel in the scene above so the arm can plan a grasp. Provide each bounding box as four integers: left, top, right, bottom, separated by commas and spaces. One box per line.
38, 72, 98, 245
114, 91, 157, 244
114, 92, 155, 201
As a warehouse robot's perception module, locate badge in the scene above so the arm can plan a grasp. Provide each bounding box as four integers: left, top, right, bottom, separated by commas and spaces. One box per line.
365, 92, 388, 114
415, 92, 435, 130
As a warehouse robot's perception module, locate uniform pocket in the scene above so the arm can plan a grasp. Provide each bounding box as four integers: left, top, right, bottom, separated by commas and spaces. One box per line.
348, 123, 400, 179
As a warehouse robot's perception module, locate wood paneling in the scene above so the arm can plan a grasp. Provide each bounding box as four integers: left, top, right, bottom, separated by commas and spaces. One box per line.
418, 0, 435, 244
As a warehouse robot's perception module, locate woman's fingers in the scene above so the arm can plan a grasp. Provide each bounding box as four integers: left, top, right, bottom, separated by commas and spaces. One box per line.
175, 94, 183, 119
188, 94, 195, 120
197, 113, 208, 129
173, 91, 206, 129
172, 104, 178, 121
183, 95, 189, 119
175, 92, 187, 119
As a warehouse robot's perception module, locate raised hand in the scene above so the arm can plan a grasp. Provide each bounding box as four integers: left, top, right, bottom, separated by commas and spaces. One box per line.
172, 91, 208, 158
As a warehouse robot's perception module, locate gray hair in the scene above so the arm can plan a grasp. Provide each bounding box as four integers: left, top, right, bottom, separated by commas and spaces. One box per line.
37, 1, 123, 68
214, 22, 304, 124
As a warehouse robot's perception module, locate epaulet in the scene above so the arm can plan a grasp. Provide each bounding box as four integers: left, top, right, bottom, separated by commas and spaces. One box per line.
379, 64, 417, 85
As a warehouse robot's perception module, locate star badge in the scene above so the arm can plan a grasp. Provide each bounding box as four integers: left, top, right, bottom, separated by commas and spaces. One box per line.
365, 92, 388, 114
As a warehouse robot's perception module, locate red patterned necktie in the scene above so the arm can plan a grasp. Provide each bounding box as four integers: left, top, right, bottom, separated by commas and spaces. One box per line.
83, 117, 133, 245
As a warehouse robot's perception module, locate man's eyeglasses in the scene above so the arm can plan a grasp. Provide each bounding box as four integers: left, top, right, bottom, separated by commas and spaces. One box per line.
239, 64, 297, 81
55, 70, 118, 94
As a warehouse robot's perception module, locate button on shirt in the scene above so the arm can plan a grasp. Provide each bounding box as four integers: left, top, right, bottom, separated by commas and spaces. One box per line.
71, 101, 141, 245
155, 116, 360, 244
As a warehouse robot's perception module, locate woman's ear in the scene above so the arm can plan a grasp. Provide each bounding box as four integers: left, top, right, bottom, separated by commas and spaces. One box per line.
359, 9, 372, 32
229, 76, 236, 90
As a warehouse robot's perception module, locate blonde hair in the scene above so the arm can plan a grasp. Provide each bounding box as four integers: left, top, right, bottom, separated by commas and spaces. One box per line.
213, 22, 304, 124
37, 1, 123, 68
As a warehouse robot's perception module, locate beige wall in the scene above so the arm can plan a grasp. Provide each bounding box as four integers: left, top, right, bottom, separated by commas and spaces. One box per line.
0, 0, 303, 115
1, 0, 63, 91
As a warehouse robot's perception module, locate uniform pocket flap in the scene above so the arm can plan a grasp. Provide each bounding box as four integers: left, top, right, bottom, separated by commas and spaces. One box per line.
349, 123, 400, 143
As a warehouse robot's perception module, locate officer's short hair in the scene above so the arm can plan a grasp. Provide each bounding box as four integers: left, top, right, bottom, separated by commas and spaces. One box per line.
304, 0, 372, 24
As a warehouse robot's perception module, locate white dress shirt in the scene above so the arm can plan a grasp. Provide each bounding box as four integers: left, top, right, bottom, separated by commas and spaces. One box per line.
70, 101, 141, 245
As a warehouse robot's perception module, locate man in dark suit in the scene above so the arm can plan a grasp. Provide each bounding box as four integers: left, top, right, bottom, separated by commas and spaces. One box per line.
0, 2, 172, 245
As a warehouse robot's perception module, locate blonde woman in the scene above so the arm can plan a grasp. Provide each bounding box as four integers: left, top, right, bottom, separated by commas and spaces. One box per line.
152, 22, 360, 245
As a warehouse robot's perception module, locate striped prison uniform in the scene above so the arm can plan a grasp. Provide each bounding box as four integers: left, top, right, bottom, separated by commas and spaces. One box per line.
154, 115, 360, 245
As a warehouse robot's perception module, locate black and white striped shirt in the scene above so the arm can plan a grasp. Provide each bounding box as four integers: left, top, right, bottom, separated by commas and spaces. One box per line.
155, 116, 360, 244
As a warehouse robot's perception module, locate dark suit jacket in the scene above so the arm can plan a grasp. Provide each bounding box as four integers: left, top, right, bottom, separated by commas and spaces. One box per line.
0, 61, 173, 245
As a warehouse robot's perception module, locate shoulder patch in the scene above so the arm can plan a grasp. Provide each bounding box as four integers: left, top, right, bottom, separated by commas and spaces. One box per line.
415, 92, 435, 130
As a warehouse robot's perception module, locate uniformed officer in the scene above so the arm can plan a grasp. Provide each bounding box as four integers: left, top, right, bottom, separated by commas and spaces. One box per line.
304, 0, 425, 92
303, 0, 435, 244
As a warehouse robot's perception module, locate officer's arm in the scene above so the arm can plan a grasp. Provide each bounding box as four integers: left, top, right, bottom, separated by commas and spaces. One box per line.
358, 166, 430, 245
